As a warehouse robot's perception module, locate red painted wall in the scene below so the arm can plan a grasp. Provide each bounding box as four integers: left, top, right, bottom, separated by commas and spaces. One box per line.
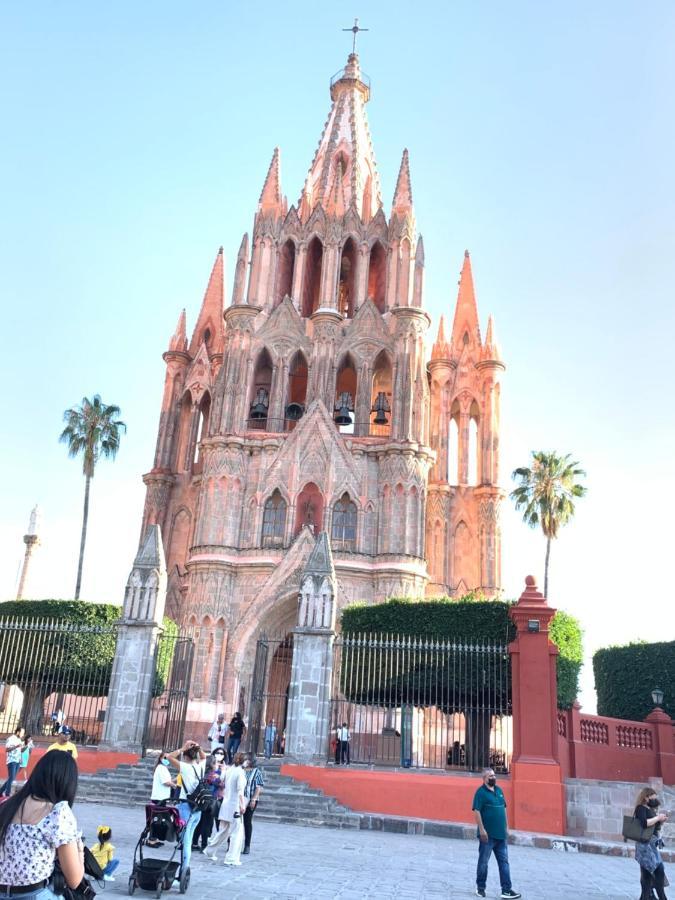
281, 764, 510, 826
25, 748, 139, 776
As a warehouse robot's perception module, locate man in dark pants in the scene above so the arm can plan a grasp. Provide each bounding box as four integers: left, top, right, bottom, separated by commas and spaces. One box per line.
242, 755, 264, 855
472, 768, 521, 899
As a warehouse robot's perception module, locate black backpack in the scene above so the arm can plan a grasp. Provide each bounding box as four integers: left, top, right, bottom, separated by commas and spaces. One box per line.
185, 764, 212, 813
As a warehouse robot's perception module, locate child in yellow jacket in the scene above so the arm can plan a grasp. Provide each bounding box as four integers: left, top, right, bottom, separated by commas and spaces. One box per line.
91, 826, 120, 882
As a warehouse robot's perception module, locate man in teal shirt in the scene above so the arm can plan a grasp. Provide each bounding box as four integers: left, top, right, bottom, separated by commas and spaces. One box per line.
472, 768, 521, 898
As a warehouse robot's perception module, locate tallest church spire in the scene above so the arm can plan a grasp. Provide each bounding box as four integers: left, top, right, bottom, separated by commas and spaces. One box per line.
300, 53, 382, 220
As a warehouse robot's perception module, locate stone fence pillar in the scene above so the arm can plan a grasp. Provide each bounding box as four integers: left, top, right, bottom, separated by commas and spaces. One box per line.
285, 532, 336, 763
509, 575, 566, 834
100, 525, 167, 754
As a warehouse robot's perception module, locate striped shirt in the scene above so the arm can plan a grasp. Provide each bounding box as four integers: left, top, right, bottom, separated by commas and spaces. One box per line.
244, 766, 265, 801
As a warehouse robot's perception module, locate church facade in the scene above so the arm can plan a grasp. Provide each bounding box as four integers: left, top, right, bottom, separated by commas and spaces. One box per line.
139, 52, 505, 715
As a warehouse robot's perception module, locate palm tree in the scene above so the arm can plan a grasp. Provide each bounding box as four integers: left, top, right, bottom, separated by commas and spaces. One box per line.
510, 451, 587, 599
60, 395, 127, 599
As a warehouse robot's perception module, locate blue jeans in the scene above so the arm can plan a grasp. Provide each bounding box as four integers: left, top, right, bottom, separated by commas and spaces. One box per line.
103, 859, 120, 875
178, 802, 201, 873
0, 889, 57, 900
264, 739, 274, 759
477, 836, 512, 891
227, 736, 241, 763
1, 761, 20, 796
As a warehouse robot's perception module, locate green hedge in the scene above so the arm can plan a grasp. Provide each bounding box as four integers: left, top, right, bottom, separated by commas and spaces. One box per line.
341, 596, 582, 709
593, 641, 674, 721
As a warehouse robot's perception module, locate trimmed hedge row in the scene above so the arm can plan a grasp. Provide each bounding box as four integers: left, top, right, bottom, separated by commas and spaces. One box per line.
593, 641, 674, 721
341, 597, 583, 709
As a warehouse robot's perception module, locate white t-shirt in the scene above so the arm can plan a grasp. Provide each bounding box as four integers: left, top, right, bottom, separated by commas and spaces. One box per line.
208, 721, 228, 751
5, 735, 23, 765
337, 727, 350, 742
179, 759, 205, 800
151, 764, 173, 801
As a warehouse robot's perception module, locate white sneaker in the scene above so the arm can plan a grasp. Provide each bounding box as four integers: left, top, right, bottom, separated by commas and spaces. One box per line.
224, 859, 242, 866
103, 874, 115, 882
203, 851, 217, 861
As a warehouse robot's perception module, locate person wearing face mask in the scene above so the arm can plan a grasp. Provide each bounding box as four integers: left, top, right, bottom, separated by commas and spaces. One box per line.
634, 787, 669, 900
471, 768, 521, 899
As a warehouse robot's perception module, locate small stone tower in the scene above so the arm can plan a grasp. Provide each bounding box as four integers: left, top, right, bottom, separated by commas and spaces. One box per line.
16, 505, 41, 600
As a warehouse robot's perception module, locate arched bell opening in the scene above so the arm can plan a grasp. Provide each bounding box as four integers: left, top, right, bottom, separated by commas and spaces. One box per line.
448, 400, 460, 484
275, 239, 296, 308
285, 351, 308, 430
192, 392, 211, 473
338, 237, 357, 318
370, 350, 392, 437
302, 237, 323, 317
294, 482, 324, 535
468, 400, 480, 486
249, 348, 273, 430
368, 241, 387, 313
175, 390, 193, 471
334, 354, 357, 434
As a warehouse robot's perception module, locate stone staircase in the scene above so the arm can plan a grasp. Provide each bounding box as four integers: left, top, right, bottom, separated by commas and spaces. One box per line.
76, 758, 361, 830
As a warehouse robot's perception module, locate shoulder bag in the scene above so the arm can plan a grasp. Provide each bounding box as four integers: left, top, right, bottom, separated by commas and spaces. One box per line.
622, 814, 655, 843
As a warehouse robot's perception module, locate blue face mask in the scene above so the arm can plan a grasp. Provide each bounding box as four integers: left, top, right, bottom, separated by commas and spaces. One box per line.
161, 759, 170, 767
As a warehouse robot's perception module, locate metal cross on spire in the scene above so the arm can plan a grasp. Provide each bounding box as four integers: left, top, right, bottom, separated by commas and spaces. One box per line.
342, 18, 369, 54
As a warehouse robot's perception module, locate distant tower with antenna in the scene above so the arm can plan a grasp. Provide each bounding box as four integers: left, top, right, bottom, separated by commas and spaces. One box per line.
16, 505, 41, 600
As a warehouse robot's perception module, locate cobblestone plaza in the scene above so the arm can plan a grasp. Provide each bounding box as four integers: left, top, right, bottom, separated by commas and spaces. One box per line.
75, 802, 650, 900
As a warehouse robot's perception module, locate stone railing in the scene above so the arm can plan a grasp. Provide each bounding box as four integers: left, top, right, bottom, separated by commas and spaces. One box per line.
557, 703, 675, 784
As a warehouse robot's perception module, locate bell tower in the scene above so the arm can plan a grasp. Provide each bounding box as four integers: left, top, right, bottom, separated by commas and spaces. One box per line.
427, 251, 505, 596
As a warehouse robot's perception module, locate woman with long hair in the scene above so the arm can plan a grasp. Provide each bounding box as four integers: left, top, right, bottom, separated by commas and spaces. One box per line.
634, 786, 669, 900
0, 750, 84, 898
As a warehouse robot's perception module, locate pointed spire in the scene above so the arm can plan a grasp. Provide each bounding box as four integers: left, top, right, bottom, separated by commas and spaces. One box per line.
258, 147, 283, 214
231, 233, 249, 306
168, 308, 187, 352
482, 314, 502, 362
392, 149, 413, 216
451, 250, 481, 350
303, 531, 335, 578
189, 247, 225, 355
300, 52, 382, 219
432, 315, 451, 360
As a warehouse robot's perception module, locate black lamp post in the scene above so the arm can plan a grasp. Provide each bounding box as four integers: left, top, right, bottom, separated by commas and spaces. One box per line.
651, 687, 664, 708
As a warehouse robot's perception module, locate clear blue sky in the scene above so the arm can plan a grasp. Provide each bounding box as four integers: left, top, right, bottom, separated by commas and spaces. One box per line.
1, 2, 674, 710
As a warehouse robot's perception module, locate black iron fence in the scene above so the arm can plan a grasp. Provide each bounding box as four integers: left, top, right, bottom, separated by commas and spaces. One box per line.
0, 617, 117, 745
0, 618, 194, 752
330, 633, 512, 771
143, 633, 195, 754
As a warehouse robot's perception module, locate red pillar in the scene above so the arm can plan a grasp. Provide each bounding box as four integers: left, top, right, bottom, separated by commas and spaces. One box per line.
509, 575, 566, 834
645, 706, 675, 785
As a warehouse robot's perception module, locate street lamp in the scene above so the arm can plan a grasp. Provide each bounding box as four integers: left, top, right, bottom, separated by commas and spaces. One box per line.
651, 687, 664, 708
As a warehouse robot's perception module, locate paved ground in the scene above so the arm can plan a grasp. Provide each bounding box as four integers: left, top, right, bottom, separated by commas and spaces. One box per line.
74, 801, 656, 899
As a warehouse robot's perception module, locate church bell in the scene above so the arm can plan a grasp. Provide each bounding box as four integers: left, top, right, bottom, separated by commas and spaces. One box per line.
250, 387, 269, 420
371, 391, 391, 425
334, 391, 354, 426
285, 401, 305, 421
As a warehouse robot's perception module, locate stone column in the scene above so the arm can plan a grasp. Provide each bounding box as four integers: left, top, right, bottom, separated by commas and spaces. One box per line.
508, 575, 566, 834
100, 525, 168, 753
285, 532, 337, 763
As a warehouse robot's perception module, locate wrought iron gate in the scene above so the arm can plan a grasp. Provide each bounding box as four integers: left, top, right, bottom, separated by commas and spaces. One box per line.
143, 633, 195, 755
330, 633, 512, 771
246, 634, 292, 756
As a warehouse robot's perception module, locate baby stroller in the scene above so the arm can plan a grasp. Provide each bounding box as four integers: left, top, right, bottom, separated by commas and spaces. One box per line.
128, 804, 190, 897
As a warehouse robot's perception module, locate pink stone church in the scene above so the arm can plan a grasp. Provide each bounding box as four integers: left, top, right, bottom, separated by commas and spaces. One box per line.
139, 51, 505, 715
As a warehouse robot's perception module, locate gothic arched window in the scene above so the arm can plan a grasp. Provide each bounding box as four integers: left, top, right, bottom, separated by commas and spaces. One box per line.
331, 492, 357, 550
261, 490, 287, 547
